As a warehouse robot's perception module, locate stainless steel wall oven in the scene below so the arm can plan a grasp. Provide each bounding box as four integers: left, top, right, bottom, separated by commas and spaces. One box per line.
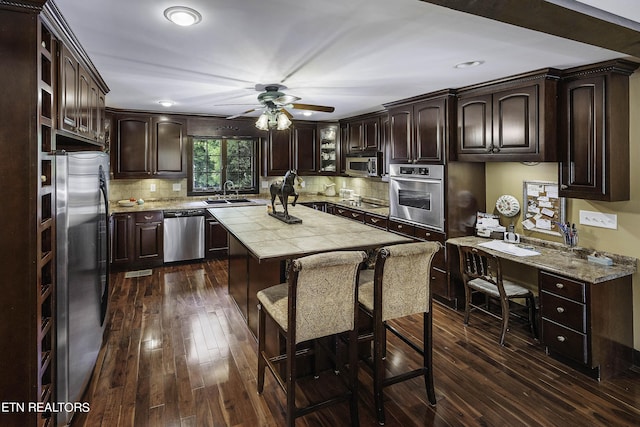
389, 164, 444, 231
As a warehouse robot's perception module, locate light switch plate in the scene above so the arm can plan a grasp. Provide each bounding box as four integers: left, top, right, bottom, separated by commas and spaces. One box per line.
150, 183, 156, 192
261, 181, 269, 189
579, 210, 617, 229
172, 183, 181, 192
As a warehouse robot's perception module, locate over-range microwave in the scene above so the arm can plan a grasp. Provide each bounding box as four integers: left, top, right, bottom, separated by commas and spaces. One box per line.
345, 151, 382, 177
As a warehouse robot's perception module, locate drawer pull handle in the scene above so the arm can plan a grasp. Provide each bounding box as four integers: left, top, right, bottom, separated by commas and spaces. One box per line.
556, 335, 566, 343
556, 307, 565, 314
338, 209, 344, 214
398, 224, 403, 229
371, 218, 379, 223
555, 283, 564, 289
423, 232, 431, 237
144, 215, 153, 220
351, 213, 358, 218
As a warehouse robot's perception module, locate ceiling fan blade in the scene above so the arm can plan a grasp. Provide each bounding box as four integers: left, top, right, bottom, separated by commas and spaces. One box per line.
274, 94, 301, 105
226, 108, 257, 119
291, 103, 335, 113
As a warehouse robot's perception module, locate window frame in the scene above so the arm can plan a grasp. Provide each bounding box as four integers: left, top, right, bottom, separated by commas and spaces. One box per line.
187, 135, 260, 196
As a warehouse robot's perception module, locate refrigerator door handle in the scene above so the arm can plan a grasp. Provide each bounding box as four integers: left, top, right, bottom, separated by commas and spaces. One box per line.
98, 166, 109, 326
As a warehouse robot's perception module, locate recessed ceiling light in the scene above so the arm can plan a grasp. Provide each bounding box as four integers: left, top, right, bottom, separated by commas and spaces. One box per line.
454, 60, 484, 69
158, 100, 174, 107
164, 6, 202, 27
301, 111, 312, 116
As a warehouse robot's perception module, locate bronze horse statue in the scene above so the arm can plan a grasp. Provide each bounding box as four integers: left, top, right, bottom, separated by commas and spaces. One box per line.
270, 170, 299, 220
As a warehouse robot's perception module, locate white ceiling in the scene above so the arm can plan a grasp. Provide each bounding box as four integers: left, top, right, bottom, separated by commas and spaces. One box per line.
54, 0, 639, 120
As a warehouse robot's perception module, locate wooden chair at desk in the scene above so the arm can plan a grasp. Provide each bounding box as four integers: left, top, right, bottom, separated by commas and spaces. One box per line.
256, 250, 366, 427
357, 241, 441, 425
457, 245, 537, 346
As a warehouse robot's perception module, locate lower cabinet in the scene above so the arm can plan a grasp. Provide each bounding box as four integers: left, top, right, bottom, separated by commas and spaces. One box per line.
110, 211, 163, 269
205, 211, 228, 258
539, 270, 633, 380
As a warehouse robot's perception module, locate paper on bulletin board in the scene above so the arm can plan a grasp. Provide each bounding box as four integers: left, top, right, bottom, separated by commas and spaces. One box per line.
522, 181, 565, 236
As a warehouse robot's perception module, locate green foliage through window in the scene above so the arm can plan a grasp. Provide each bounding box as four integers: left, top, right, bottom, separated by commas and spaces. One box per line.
191, 137, 257, 193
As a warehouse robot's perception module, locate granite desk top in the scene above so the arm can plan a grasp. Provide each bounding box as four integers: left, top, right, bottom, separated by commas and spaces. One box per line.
208, 204, 411, 262
446, 236, 637, 284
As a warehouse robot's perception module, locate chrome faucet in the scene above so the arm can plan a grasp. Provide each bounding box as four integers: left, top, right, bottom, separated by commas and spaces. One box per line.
223, 180, 234, 197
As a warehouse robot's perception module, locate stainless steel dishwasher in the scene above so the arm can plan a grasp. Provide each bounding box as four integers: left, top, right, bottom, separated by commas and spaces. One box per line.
163, 209, 205, 262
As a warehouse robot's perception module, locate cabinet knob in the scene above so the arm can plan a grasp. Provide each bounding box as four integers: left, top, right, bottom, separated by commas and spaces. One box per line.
555, 283, 564, 289
492, 146, 500, 153
556, 306, 565, 314
397, 224, 403, 229
556, 335, 566, 343
560, 184, 568, 190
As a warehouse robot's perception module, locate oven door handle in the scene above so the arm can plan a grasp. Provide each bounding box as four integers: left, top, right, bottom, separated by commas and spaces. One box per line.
390, 176, 442, 185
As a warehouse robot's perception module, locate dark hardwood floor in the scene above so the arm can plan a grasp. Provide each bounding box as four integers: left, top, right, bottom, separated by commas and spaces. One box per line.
77, 259, 640, 426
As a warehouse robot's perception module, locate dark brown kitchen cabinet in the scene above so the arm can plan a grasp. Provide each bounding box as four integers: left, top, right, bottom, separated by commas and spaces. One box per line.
111, 213, 134, 266
318, 123, 339, 175
58, 44, 107, 145
386, 90, 454, 165
205, 211, 228, 258
110, 211, 163, 269
455, 69, 560, 162
341, 112, 384, 153
292, 122, 317, 174
539, 270, 633, 380
112, 113, 186, 178
558, 60, 639, 201
264, 127, 292, 176
134, 211, 163, 267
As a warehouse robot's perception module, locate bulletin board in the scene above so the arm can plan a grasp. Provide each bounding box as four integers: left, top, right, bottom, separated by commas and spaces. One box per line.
521, 181, 565, 236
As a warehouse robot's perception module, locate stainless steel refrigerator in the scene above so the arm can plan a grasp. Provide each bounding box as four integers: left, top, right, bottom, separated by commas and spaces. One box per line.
55, 151, 110, 426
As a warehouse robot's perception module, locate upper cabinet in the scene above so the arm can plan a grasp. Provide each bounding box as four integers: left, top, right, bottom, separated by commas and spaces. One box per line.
58, 44, 108, 145
112, 112, 186, 179
455, 69, 561, 162
341, 112, 384, 153
386, 90, 455, 165
264, 121, 340, 177
558, 60, 639, 201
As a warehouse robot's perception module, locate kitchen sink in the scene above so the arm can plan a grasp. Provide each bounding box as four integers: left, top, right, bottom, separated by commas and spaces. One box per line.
203, 198, 257, 206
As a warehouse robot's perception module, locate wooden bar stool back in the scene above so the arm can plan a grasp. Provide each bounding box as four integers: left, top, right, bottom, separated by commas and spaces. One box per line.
257, 250, 366, 427
358, 241, 441, 425
457, 245, 537, 346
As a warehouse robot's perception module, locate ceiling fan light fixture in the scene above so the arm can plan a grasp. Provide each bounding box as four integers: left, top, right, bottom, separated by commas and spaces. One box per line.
164, 6, 202, 27
276, 112, 292, 130
255, 113, 270, 131
454, 60, 484, 69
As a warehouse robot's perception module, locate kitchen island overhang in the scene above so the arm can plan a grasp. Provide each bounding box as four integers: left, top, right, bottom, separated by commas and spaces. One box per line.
208, 204, 414, 339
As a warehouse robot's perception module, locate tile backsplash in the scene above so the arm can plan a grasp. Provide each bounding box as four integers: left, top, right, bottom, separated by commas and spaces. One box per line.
109, 176, 390, 203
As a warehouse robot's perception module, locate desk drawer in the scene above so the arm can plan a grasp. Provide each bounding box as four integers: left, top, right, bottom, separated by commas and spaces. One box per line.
539, 271, 585, 303
542, 319, 588, 364
540, 291, 586, 333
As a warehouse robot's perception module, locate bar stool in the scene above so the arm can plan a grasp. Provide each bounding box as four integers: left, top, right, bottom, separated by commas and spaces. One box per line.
358, 241, 441, 425
256, 250, 366, 427
457, 245, 537, 346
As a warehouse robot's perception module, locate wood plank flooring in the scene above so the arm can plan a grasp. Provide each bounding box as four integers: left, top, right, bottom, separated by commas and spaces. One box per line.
76, 259, 640, 426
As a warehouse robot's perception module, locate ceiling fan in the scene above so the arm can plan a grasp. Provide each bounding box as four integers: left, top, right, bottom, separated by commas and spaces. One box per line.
225, 84, 335, 120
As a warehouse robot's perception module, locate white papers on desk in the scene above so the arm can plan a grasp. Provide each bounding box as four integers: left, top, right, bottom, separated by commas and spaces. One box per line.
478, 240, 540, 257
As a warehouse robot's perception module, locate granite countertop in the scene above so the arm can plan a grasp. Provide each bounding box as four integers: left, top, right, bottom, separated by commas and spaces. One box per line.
446, 236, 637, 284
110, 194, 390, 216
208, 204, 411, 262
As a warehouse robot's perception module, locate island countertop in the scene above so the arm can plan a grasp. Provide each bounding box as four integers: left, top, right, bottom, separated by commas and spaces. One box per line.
208, 204, 412, 262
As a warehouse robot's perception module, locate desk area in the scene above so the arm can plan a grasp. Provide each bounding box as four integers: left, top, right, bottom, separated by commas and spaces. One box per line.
447, 236, 637, 380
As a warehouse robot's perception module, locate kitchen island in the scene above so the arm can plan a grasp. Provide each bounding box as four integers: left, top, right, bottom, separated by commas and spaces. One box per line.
208, 204, 414, 337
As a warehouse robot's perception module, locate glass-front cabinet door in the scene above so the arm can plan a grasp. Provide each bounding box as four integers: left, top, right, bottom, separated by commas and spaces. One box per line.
318, 124, 338, 174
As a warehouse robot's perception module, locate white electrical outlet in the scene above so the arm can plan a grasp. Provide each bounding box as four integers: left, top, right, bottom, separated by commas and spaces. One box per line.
579, 210, 617, 229
150, 183, 156, 192
261, 181, 269, 189
172, 183, 181, 192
